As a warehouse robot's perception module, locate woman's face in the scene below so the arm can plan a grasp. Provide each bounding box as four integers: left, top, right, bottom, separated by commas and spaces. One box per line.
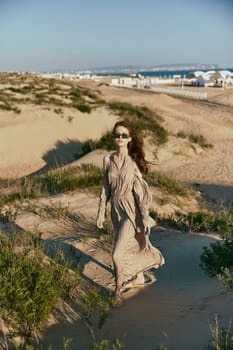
113, 125, 132, 148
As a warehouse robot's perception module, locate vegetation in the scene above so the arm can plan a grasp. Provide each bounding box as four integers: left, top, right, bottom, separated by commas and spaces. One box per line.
145, 171, 191, 197
0, 164, 103, 208
209, 315, 233, 350
109, 102, 168, 145
0, 72, 103, 114
200, 240, 233, 289
78, 132, 116, 158
78, 102, 168, 158
150, 207, 233, 238
0, 231, 80, 341
177, 130, 213, 148
42, 164, 102, 195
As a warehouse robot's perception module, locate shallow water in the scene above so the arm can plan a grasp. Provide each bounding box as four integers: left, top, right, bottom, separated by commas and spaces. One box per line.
97, 230, 233, 350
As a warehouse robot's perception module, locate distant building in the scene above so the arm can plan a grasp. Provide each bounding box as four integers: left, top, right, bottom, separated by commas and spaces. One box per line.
185, 70, 233, 87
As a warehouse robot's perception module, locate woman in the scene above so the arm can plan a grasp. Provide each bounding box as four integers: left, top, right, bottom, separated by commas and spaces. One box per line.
97, 120, 164, 304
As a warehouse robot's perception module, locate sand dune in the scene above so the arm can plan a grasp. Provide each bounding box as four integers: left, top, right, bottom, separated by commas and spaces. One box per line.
1, 79, 233, 186
0, 105, 117, 178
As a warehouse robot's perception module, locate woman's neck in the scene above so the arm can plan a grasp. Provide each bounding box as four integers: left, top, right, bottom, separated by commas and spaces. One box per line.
116, 146, 128, 158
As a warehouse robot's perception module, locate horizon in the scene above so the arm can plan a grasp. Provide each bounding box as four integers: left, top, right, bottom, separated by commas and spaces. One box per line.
0, 0, 233, 72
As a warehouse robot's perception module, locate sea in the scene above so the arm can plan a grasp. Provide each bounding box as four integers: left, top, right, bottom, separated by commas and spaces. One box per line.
97, 68, 233, 78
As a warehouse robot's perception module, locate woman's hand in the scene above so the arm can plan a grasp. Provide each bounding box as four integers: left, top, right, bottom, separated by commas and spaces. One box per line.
143, 226, 150, 235
96, 217, 104, 229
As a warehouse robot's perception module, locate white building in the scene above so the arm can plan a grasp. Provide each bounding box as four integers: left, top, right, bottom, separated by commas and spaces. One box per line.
185, 70, 233, 87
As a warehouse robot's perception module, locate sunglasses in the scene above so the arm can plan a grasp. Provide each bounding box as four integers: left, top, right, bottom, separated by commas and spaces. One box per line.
112, 132, 129, 139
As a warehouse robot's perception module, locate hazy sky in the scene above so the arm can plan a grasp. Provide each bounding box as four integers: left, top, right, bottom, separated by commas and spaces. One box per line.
0, 0, 232, 72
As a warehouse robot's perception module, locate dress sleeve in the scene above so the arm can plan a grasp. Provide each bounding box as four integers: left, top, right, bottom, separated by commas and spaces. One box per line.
97, 155, 111, 222
133, 165, 155, 228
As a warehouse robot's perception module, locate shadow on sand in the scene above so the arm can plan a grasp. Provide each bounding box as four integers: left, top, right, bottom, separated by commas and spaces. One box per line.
31, 139, 84, 175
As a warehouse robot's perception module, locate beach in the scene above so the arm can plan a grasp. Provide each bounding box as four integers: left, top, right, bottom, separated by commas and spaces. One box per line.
0, 74, 233, 349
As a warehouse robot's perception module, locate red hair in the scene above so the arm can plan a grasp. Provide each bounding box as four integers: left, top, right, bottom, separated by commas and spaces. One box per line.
113, 120, 149, 174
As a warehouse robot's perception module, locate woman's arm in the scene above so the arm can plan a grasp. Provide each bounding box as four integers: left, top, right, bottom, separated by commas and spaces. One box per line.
96, 155, 111, 228
133, 165, 154, 234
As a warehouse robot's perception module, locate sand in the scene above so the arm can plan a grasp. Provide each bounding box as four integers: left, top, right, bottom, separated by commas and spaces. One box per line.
0, 105, 118, 178
0, 77, 233, 349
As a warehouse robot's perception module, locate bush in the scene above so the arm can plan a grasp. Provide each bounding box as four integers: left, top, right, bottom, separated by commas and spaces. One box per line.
0, 164, 103, 207
72, 103, 91, 113
200, 239, 233, 288
187, 210, 233, 237
149, 208, 233, 237
42, 164, 102, 194
145, 171, 190, 196
0, 232, 80, 340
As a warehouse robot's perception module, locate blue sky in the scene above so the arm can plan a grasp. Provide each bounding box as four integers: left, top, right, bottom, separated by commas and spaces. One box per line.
0, 0, 232, 72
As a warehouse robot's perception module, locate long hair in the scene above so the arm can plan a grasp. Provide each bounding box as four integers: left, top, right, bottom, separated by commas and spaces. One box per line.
113, 120, 149, 174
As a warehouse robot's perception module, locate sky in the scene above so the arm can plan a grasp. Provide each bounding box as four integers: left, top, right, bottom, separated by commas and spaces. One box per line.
0, 0, 232, 72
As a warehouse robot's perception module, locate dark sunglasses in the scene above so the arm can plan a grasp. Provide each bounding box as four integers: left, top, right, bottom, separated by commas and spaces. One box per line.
112, 132, 129, 139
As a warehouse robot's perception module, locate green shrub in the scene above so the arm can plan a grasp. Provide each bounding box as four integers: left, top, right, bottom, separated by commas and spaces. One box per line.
145, 171, 190, 196
0, 164, 103, 207
187, 210, 233, 237
200, 239, 233, 286
42, 164, 102, 194
149, 207, 233, 237
0, 232, 80, 340
187, 211, 214, 231
218, 267, 233, 289
72, 103, 91, 113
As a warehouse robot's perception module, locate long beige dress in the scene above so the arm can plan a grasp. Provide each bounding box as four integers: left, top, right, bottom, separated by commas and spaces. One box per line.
97, 152, 165, 289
